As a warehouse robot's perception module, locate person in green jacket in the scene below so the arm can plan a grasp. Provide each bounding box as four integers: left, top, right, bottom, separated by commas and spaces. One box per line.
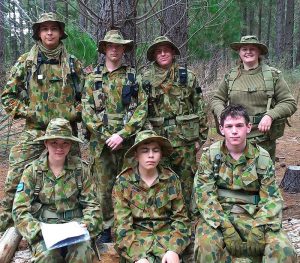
113, 130, 191, 263
12, 118, 102, 262
194, 104, 296, 262
211, 35, 297, 161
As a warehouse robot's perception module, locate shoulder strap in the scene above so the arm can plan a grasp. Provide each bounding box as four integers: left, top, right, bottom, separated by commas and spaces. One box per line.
261, 64, 274, 111
75, 164, 83, 192
33, 163, 44, 201
94, 64, 104, 90
227, 66, 239, 97
126, 66, 136, 84
178, 66, 188, 85
69, 55, 81, 102
208, 141, 223, 178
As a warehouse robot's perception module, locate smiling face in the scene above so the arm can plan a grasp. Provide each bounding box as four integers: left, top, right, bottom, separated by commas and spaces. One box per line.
219, 115, 252, 149
38, 21, 63, 49
239, 44, 260, 69
135, 141, 162, 173
154, 44, 175, 69
44, 138, 72, 163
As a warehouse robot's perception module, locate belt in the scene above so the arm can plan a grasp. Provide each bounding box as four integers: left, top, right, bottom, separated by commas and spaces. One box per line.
249, 115, 263, 125
218, 189, 260, 205
41, 208, 83, 220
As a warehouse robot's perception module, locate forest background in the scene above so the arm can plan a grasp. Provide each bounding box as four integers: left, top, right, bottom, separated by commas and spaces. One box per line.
0, 0, 300, 155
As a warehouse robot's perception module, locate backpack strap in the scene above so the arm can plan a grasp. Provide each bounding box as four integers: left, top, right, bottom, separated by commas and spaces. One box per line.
94, 64, 104, 90
208, 141, 223, 178
227, 66, 239, 98
261, 64, 274, 111
33, 163, 44, 201
69, 55, 81, 102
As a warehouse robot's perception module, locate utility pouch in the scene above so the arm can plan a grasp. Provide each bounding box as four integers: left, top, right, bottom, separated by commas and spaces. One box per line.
93, 89, 106, 111
31, 202, 43, 216
269, 117, 286, 140
149, 117, 164, 136
122, 85, 132, 106
176, 114, 199, 142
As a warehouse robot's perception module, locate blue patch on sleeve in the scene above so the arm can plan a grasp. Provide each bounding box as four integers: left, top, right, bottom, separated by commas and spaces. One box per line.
16, 182, 24, 192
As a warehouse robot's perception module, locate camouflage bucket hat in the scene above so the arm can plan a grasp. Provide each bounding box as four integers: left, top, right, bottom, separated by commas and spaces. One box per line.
125, 130, 173, 158
32, 12, 68, 40
34, 118, 83, 143
147, 36, 180, 62
230, 35, 268, 55
98, 30, 134, 54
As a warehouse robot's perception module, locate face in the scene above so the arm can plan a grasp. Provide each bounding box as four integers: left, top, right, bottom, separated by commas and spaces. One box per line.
135, 142, 162, 172
38, 21, 63, 49
44, 138, 72, 162
219, 116, 252, 148
239, 44, 260, 67
104, 43, 125, 63
154, 44, 175, 69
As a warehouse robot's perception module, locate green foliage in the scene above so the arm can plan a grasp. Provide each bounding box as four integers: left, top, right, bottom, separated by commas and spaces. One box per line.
188, 0, 241, 61
64, 25, 98, 66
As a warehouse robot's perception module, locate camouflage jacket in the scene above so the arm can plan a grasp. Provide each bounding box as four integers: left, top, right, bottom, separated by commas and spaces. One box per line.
1, 44, 84, 130
12, 154, 102, 244
113, 165, 191, 261
142, 62, 208, 147
194, 140, 283, 231
82, 64, 147, 151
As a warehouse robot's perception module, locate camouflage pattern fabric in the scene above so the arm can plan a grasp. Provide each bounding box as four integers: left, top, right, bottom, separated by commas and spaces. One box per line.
12, 154, 102, 261
0, 45, 84, 231
82, 64, 147, 229
193, 140, 296, 262
113, 165, 191, 262
142, 62, 208, 211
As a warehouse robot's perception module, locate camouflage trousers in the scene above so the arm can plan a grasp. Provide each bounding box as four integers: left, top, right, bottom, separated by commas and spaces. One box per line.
31, 239, 95, 262
162, 143, 197, 214
91, 144, 131, 230
0, 128, 80, 232
194, 216, 296, 263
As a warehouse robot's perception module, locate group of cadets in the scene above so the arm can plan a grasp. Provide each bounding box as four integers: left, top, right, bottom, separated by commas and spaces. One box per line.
0, 12, 297, 263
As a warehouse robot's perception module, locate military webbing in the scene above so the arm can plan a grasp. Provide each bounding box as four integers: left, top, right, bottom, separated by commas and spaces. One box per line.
218, 189, 260, 205
41, 207, 83, 220
227, 64, 275, 112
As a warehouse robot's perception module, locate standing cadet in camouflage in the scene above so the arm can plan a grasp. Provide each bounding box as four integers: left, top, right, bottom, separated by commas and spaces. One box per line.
113, 130, 191, 263
142, 36, 208, 212
82, 30, 147, 242
12, 118, 102, 262
194, 104, 296, 263
0, 12, 84, 231
211, 35, 297, 162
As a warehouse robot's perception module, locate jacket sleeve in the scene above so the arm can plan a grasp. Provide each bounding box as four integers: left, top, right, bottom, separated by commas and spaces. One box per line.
265, 71, 297, 120
79, 164, 103, 238
168, 176, 191, 254
211, 77, 229, 119
189, 71, 208, 146
1, 54, 29, 119
194, 151, 231, 229
12, 165, 42, 245
81, 73, 112, 140
117, 74, 148, 139
253, 157, 283, 230
113, 178, 145, 263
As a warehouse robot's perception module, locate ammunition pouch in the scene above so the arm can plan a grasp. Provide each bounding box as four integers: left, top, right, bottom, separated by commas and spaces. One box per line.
176, 114, 199, 142
269, 117, 286, 140
106, 113, 124, 126
148, 117, 164, 136
93, 89, 106, 112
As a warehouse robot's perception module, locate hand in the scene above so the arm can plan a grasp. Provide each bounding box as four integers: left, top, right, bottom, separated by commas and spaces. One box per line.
105, 133, 124, 150
247, 226, 265, 255
258, 115, 273, 132
135, 259, 150, 263
80, 223, 87, 228
161, 251, 180, 263
222, 226, 243, 256
195, 141, 200, 152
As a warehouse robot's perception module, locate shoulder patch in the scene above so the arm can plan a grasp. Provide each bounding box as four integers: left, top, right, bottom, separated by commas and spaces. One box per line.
16, 182, 24, 192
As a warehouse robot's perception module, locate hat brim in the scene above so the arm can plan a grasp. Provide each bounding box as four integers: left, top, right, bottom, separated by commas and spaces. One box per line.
34, 135, 83, 143
98, 40, 134, 54
125, 136, 173, 158
230, 42, 268, 55
147, 41, 180, 62
32, 21, 68, 41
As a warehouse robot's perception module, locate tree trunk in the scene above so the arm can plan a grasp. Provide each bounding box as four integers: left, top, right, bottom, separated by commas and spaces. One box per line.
161, 0, 188, 64
10, 1, 19, 62
266, 0, 272, 51
257, 1, 262, 40
97, 0, 136, 66
284, 0, 294, 69
0, 0, 5, 87
295, 2, 300, 66
275, 0, 285, 62
247, 4, 254, 35
0, 227, 22, 263
280, 166, 300, 193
